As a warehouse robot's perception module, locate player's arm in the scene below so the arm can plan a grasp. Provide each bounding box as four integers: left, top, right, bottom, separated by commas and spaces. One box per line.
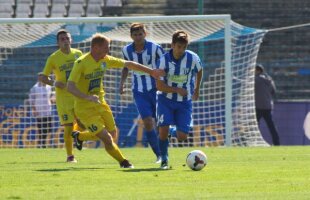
38, 73, 66, 89
67, 81, 100, 104
38, 73, 53, 86
156, 79, 187, 96
119, 67, 129, 94
124, 61, 165, 79
192, 69, 203, 101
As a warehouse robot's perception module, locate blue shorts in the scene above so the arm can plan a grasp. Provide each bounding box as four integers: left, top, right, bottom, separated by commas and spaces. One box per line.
157, 95, 192, 133
133, 89, 157, 119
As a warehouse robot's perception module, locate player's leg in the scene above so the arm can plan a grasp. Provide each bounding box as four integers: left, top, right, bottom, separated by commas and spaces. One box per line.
58, 112, 76, 162
72, 121, 99, 151
63, 124, 76, 162
57, 96, 77, 162
100, 101, 119, 143
79, 103, 133, 168
256, 109, 263, 123
158, 125, 170, 169
262, 110, 280, 145
94, 128, 133, 168
36, 118, 43, 148
175, 100, 192, 142
46, 116, 53, 148
41, 117, 49, 148
72, 101, 117, 150
134, 90, 161, 162
157, 96, 174, 169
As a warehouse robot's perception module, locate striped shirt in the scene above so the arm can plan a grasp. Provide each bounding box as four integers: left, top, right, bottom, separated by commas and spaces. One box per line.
157, 49, 203, 102
122, 40, 164, 92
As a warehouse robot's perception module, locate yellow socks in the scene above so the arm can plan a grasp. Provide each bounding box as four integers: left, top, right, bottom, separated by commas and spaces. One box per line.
64, 125, 73, 156
105, 142, 125, 162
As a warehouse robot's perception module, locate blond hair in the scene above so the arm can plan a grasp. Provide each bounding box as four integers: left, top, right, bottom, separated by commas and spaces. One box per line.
91, 33, 111, 47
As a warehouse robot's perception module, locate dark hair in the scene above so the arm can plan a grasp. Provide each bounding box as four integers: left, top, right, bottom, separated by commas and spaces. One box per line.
172, 30, 189, 44
256, 64, 264, 72
130, 23, 146, 34
56, 29, 69, 41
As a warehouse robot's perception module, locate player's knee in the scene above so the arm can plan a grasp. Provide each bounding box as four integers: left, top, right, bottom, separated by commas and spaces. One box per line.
143, 117, 155, 131
96, 129, 112, 142
177, 132, 188, 141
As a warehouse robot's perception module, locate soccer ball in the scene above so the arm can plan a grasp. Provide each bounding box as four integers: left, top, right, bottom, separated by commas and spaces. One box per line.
186, 150, 207, 171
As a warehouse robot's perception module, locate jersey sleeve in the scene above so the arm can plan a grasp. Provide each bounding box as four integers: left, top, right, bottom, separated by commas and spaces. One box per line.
68, 59, 83, 83
157, 56, 167, 81
122, 46, 129, 60
156, 45, 165, 59
42, 55, 54, 76
157, 55, 166, 70
194, 54, 203, 72
106, 55, 125, 69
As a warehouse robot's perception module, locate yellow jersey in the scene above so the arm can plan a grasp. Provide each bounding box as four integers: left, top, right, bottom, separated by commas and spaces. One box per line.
69, 52, 125, 106
42, 48, 83, 97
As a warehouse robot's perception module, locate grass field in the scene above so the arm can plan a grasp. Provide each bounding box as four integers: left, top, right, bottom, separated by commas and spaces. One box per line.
1, 146, 310, 200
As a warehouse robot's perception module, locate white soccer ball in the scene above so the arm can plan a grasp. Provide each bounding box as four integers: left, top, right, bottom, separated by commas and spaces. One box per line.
186, 150, 207, 171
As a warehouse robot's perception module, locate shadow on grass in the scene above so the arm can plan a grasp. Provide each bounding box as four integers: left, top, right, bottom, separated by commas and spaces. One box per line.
121, 167, 173, 172
35, 167, 105, 172
7, 161, 76, 165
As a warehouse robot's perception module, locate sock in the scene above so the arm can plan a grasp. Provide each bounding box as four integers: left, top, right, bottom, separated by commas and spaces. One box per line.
64, 126, 73, 156
145, 129, 160, 157
105, 142, 125, 162
158, 138, 169, 161
78, 131, 99, 141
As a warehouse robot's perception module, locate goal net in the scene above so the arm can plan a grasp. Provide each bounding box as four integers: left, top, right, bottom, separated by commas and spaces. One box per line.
0, 15, 268, 148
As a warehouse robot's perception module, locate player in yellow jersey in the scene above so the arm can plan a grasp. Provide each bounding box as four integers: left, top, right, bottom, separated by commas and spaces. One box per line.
38, 29, 82, 163
67, 33, 164, 168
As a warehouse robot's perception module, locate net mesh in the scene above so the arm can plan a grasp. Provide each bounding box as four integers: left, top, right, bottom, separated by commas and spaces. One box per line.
0, 16, 268, 148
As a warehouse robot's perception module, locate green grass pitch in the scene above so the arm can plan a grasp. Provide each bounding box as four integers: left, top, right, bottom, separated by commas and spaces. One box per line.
1, 146, 310, 199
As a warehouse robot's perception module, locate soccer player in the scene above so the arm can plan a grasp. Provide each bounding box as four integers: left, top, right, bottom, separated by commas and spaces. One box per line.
67, 33, 164, 168
120, 23, 164, 163
39, 29, 82, 163
156, 30, 203, 169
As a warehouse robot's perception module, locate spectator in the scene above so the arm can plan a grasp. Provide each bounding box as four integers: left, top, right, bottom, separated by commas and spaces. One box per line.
29, 78, 54, 148
255, 64, 280, 145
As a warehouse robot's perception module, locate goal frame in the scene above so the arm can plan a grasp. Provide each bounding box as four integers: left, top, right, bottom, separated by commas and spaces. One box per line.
0, 15, 233, 146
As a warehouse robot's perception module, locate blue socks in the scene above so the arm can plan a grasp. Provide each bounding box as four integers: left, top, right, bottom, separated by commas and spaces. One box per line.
158, 138, 169, 161
145, 130, 161, 157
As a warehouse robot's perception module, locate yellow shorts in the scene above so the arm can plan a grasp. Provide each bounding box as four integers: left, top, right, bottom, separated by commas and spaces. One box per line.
56, 94, 75, 125
75, 100, 116, 135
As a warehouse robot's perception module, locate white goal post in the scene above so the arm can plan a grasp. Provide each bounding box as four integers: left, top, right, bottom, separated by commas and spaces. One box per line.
0, 15, 268, 148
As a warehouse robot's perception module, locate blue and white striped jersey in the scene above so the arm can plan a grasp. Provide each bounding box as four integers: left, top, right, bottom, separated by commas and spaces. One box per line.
122, 40, 165, 92
157, 49, 203, 102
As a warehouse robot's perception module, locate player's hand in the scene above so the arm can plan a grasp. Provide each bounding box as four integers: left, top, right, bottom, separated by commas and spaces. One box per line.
54, 81, 66, 89
176, 88, 188, 96
151, 69, 165, 79
86, 95, 100, 104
